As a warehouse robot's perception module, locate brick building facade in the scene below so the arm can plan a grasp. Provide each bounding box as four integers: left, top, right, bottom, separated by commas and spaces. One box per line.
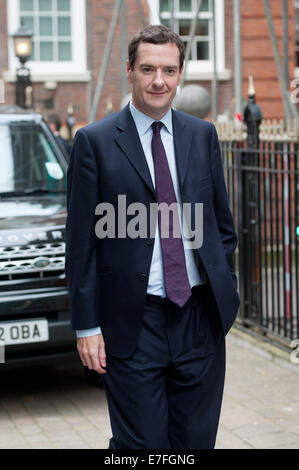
0, 0, 150, 127
241, 0, 296, 119
0, 0, 297, 126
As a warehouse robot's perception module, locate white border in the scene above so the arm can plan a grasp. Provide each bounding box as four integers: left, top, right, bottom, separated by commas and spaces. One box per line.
6, 0, 89, 81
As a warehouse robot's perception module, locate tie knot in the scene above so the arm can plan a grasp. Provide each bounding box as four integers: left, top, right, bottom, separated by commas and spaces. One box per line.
152, 121, 163, 135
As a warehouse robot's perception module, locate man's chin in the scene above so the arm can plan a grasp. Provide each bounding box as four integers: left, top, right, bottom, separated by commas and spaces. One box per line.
144, 101, 171, 116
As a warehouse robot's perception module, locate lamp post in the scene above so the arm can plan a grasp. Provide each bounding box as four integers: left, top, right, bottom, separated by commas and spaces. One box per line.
12, 26, 33, 109
241, 76, 263, 323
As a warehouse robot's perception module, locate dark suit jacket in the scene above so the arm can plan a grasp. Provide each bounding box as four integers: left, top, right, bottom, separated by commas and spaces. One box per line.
65, 103, 240, 358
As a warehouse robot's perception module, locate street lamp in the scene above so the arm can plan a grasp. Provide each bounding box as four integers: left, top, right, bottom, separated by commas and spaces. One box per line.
12, 26, 33, 109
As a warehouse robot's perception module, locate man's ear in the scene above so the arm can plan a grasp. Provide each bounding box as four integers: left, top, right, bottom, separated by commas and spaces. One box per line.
126, 60, 132, 83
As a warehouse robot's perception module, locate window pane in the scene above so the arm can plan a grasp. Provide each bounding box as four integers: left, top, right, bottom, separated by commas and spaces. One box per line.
58, 41, 72, 60
20, 16, 34, 32
160, 0, 169, 12
57, 0, 70, 11
179, 19, 203, 36
179, 0, 191, 12
197, 19, 209, 36
58, 17, 71, 36
196, 41, 209, 60
161, 18, 170, 28
179, 20, 204, 36
20, 0, 33, 11
39, 17, 53, 36
179, 19, 191, 36
40, 41, 53, 60
39, 0, 52, 11
201, 0, 210, 11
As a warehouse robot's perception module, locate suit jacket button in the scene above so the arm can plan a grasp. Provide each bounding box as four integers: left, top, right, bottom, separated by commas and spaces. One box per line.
140, 274, 147, 281
146, 238, 153, 246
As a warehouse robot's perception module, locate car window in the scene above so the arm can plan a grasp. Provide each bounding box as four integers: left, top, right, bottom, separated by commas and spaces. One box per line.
0, 122, 66, 194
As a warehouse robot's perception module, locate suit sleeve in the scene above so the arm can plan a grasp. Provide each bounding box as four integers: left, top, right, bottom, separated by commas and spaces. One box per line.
209, 123, 238, 289
65, 128, 101, 330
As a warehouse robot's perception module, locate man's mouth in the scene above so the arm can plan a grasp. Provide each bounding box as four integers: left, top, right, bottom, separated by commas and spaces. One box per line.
149, 91, 167, 96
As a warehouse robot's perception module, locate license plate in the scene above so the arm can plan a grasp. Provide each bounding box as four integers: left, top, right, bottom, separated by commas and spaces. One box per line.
0, 319, 49, 345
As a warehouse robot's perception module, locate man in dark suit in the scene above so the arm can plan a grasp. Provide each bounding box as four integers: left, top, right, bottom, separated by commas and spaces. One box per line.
65, 24, 240, 449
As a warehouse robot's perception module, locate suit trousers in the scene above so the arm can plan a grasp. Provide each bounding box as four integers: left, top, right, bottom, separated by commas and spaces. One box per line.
102, 283, 226, 449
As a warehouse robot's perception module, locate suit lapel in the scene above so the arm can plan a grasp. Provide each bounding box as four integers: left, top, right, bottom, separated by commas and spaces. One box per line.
114, 104, 193, 200
172, 109, 192, 194
114, 104, 156, 200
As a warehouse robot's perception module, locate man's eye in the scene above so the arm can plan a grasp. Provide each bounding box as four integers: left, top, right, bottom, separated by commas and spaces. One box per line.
142, 68, 152, 73
166, 69, 175, 74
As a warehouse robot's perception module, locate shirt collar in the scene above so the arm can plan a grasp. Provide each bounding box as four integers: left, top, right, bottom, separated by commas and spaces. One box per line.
129, 101, 173, 137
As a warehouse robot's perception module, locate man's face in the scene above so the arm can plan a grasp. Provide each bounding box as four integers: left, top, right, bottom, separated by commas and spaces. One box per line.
127, 41, 183, 120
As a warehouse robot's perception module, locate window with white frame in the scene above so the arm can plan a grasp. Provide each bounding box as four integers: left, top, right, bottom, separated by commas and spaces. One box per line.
20, 0, 72, 62
148, 0, 229, 80
160, 0, 211, 61
6, 0, 89, 81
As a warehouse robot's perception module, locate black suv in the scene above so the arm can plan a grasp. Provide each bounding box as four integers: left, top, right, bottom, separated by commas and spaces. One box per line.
0, 105, 77, 368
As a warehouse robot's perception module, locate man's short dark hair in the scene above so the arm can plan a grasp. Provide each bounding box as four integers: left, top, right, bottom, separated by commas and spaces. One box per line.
128, 24, 185, 71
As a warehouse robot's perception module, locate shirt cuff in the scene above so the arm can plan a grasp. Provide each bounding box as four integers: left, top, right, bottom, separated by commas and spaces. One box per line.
76, 327, 102, 337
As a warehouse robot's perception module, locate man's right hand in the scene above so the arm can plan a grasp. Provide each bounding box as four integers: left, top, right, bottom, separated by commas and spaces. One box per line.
77, 334, 107, 374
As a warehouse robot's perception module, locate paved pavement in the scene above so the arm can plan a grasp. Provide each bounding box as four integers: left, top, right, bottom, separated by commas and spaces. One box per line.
0, 329, 298, 449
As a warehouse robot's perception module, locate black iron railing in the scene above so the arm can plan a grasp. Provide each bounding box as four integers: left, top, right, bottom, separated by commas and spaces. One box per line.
221, 138, 299, 348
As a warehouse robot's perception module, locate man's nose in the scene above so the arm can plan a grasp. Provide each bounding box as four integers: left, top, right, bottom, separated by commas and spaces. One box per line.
152, 70, 164, 87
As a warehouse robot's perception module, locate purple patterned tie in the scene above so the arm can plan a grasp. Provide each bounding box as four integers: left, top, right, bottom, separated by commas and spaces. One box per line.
151, 121, 192, 307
